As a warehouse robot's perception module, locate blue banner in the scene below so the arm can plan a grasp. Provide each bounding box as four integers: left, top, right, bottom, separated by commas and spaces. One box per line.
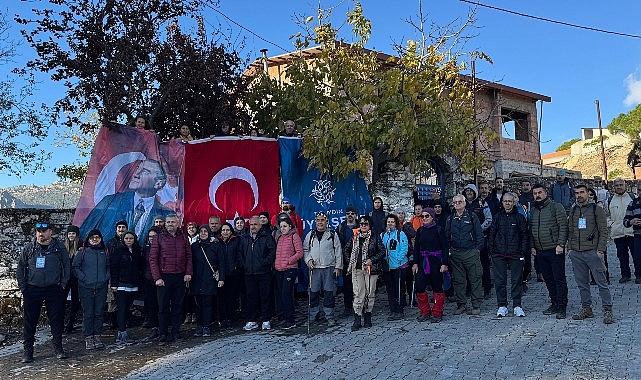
279, 137, 372, 234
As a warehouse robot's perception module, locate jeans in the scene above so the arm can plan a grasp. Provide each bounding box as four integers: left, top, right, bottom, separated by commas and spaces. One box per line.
615, 236, 638, 278
536, 248, 568, 307
492, 256, 524, 308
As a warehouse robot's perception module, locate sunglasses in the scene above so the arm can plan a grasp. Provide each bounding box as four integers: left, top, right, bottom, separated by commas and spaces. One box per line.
360, 222, 369, 226
346, 212, 356, 215
35, 223, 50, 231
421, 215, 432, 219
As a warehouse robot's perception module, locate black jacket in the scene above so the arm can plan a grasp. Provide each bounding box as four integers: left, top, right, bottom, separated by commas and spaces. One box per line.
489, 207, 529, 258
190, 239, 225, 295
17, 238, 70, 292
110, 244, 143, 287
445, 210, 484, 251
219, 235, 243, 276
240, 229, 276, 275
344, 232, 386, 275
413, 225, 449, 266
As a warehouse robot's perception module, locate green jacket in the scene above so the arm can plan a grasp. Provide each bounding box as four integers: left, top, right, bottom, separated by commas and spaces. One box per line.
530, 197, 568, 251
568, 202, 609, 252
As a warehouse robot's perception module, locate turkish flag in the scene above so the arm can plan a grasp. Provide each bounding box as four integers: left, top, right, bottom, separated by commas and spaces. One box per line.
183, 137, 280, 225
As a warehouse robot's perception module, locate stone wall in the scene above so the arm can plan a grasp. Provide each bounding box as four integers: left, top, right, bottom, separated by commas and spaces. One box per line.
0, 209, 74, 327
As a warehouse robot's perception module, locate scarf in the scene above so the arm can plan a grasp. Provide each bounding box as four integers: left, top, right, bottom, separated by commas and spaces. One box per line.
348, 230, 371, 274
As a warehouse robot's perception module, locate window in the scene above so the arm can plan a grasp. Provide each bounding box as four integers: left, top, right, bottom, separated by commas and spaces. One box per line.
501, 108, 530, 142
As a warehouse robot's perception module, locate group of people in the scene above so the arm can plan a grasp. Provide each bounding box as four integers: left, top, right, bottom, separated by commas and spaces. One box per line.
19, 171, 637, 364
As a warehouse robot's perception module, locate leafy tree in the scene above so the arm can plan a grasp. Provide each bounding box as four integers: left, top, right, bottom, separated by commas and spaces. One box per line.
16, 0, 248, 141
0, 11, 50, 176
609, 103, 641, 139
556, 138, 580, 151
246, 2, 491, 178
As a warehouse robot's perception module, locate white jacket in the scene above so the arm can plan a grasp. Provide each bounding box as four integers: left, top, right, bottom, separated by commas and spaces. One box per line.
609, 193, 634, 238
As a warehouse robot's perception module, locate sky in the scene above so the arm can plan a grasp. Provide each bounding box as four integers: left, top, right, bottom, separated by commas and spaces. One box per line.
1, 0, 641, 186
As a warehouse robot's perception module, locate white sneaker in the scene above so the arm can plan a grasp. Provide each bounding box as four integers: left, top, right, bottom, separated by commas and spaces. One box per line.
243, 322, 258, 331
514, 306, 526, 317
496, 306, 508, 317
261, 321, 271, 330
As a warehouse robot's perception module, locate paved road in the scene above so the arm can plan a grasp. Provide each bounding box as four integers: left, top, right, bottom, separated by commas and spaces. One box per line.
123, 241, 641, 380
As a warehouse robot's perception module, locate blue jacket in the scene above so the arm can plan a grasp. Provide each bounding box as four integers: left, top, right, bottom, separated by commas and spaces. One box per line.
380, 229, 409, 270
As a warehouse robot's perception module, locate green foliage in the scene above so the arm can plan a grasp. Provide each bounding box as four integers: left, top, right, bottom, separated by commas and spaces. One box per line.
55, 163, 89, 183
608, 168, 623, 180
16, 0, 248, 140
0, 11, 50, 176
246, 2, 488, 178
556, 138, 580, 151
583, 135, 608, 148
608, 103, 641, 139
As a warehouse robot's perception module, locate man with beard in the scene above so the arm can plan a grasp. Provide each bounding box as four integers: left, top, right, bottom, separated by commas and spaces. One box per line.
462, 184, 493, 299
530, 184, 569, 319
271, 197, 304, 238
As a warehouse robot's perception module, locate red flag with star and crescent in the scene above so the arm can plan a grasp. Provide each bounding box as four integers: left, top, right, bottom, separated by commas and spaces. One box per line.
183, 137, 281, 225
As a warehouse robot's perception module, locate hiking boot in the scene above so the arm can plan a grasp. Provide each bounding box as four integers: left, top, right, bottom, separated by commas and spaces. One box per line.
148, 327, 160, 340
430, 315, 442, 323
496, 306, 508, 318
202, 327, 211, 337
351, 313, 362, 332
53, 340, 67, 359
93, 335, 105, 349
619, 277, 631, 283
22, 347, 33, 363
453, 304, 467, 315
417, 314, 430, 322
603, 310, 614, 324
158, 335, 169, 346
543, 304, 558, 315
363, 312, 372, 328
116, 331, 135, 345
85, 336, 95, 350
572, 307, 594, 320
387, 312, 402, 321
556, 307, 567, 319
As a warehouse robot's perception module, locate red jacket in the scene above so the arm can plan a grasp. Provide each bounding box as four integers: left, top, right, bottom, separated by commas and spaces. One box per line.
149, 230, 193, 281
271, 209, 305, 238
274, 229, 304, 271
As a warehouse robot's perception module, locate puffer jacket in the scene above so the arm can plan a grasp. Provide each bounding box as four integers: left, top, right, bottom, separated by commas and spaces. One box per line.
17, 238, 70, 291
380, 229, 409, 270
240, 229, 276, 275
190, 239, 225, 295
445, 210, 483, 251
568, 202, 608, 252
110, 245, 143, 287
149, 230, 193, 281
489, 207, 529, 258
275, 229, 304, 271
72, 246, 110, 290
303, 229, 343, 270
530, 197, 568, 251
344, 231, 386, 275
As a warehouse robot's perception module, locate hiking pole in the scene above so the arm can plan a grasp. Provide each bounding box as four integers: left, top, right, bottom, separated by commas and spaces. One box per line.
364, 263, 371, 314
411, 277, 416, 308
307, 266, 313, 335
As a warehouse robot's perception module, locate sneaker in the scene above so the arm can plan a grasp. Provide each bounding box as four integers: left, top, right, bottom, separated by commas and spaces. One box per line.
603, 310, 614, 324
542, 304, 557, 315
243, 322, 259, 331
572, 307, 594, 320
281, 322, 297, 330
202, 327, 211, 337
496, 306, 508, 317
514, 306, 525, 317
116, 331, 135, 345
619, 277, 631, 283
453, 305, 467, 315
261, 321, 271, 330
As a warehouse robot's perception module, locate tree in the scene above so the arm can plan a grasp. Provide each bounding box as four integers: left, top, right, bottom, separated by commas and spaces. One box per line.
246, 2, 491, 178
556, 138, 580, 152
608, 103, 641, 139
0, 11, 50, 177
16, 0, 248, 142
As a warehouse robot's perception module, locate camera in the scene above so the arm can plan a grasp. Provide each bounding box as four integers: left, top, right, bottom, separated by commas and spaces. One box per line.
389, 239, 397, 250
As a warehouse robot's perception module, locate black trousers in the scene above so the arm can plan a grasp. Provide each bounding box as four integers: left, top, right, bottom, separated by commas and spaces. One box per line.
23, 285, 65, 347
480, 238, 492, 290
244, 273, 273, 322
537, 249, 568, 307
616, 236, 638, 278
64, 277, 80, 331
195, 294, 215, 328
383, 267, 407, 313
115, 290, 136, 332
493, 256, 524, 308
219, 274, 242, 322
156, 273, 186, 336
342, 269, 354, 311
143, 278, 159, 328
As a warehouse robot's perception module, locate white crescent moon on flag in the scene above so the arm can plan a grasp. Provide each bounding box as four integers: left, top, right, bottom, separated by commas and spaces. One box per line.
94, 152, 147, 205
209, 166, 259, 212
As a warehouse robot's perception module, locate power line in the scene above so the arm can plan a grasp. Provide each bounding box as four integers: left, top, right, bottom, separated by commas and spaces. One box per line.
205, 4, 290, 53
459, 0, 641, 39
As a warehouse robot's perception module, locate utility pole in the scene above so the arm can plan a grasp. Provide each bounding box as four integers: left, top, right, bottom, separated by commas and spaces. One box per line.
595, 100, 608, 184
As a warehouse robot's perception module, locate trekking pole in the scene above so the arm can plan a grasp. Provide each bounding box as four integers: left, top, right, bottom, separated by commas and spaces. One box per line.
411, 277, 416, 308
307, 267, 313, 335
364, 263, 371, 313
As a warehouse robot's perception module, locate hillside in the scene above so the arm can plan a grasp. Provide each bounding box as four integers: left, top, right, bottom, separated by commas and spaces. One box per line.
560, 141, 635, 180
0, 181, 82, 209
